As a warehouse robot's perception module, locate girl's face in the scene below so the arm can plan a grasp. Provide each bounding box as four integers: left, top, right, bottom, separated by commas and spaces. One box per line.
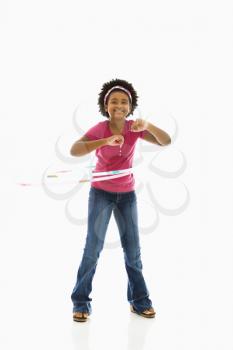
104, 91, 131, 120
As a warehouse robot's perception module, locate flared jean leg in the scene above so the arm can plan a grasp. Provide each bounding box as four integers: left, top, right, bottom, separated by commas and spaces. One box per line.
71, 188, 114, 314
113, 192, 153, 313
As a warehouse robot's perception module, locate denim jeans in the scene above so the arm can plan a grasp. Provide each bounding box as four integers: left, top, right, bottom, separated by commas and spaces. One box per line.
71, 186, 153, 314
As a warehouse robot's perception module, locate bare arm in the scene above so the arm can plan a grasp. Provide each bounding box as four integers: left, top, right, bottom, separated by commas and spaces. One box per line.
131, 119, 171, 145
146, 122, 171, 145
70, 135, 108, 157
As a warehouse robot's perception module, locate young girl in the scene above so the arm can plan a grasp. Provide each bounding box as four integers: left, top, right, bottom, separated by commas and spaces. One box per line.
70, 78, 171, 322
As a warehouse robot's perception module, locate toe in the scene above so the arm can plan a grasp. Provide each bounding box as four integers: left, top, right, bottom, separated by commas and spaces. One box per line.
73, 312, 88, 319
143, 307, 156, 315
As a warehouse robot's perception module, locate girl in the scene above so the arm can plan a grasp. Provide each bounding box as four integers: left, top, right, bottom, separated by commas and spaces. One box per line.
70, 78, 171, 322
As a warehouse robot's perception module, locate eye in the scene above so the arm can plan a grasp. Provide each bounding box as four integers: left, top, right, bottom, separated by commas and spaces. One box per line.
109, 100, 128, 105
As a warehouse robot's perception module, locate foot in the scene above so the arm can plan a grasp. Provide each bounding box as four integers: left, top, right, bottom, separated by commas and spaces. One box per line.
73, 311, 89, 322
130, 305, 156, 318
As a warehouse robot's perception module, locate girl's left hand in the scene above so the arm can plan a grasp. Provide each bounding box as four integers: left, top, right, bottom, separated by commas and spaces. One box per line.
130, 119, 149, 132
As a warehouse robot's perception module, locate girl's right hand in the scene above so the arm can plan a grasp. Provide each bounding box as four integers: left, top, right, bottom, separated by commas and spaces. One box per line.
105, 135, 124, 147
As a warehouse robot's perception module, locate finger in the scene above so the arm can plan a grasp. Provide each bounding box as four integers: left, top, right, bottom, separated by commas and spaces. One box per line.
131, 122, 137, 131
132, 125, 139, 131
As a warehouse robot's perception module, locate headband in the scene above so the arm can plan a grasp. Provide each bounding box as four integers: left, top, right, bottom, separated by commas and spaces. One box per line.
104, 85, 132, 105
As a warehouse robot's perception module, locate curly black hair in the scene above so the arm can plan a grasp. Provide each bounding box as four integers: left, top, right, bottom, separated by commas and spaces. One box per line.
97, 78, 139, 118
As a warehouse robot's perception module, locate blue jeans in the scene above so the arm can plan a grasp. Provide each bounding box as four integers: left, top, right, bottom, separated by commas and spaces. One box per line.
71, 186, 153, 314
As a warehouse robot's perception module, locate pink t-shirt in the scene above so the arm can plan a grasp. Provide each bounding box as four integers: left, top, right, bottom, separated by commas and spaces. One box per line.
84, 119, 146, 193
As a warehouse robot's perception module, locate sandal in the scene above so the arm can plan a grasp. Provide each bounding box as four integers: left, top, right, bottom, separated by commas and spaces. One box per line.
73, 311, 89, 322
130, 304, 156, 318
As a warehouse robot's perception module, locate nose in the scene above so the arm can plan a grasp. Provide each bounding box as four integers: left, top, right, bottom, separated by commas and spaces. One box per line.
115, 103, 125, 108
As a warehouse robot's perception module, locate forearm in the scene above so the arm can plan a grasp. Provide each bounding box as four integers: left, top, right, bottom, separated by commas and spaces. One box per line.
70, 138, 107, 157
146, 122, 171, 145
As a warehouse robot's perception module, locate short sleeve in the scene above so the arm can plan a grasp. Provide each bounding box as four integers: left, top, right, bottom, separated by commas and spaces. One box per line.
139, 129, 147, 139
84, 122, 102, 141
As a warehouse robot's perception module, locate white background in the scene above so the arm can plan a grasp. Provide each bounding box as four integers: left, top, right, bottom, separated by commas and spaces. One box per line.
1, 0, 233, 349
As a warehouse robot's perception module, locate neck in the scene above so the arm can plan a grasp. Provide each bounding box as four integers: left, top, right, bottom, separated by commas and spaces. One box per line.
108, 117, 126, 129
